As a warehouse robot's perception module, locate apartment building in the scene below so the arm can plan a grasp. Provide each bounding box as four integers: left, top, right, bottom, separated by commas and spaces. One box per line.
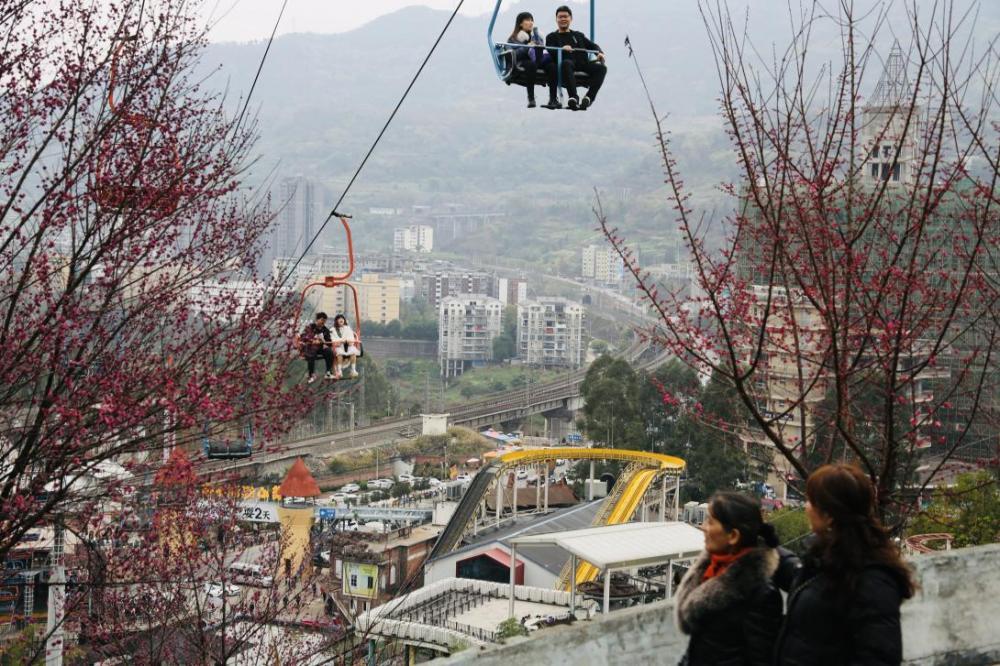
438, 296, 503, 377
517, 298, 586, 369
310, 273, 402, 325
420, 272, 495, 308
581, 245, 624, 284
394, 225, 434, 253
492, 277, 528, 306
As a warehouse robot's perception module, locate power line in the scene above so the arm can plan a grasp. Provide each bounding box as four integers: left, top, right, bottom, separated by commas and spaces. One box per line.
232, 0, 290, 137
275, 0, 468, 294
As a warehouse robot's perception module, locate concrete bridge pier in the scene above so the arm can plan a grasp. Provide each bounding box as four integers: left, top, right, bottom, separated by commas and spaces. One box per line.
541, 407, 577, 443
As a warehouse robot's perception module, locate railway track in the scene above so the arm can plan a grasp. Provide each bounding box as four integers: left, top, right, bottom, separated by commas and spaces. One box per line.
195, 308, 667, 478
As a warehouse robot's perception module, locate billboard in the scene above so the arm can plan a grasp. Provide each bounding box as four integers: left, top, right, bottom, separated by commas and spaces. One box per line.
342, 561, 379, 600
237, 500, 279, 524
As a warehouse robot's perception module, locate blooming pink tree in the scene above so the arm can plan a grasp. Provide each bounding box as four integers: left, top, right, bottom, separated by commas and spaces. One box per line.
607, 1, 1000, 524
55, 451, 337, 664
0, 0, 312, 569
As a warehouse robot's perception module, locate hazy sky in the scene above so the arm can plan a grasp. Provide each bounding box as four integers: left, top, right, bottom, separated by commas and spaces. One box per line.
202, 0, 567, 42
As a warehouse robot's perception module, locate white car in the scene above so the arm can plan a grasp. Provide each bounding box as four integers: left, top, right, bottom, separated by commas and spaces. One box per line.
397, 474, 415, 484
326, 493, 349, 505
427, 477, 444, 487
455, 474, 472, 484
369, 478, 394, 490
340, 483, 361, 493
516, 470, 529, 480
204, 582, 240, 598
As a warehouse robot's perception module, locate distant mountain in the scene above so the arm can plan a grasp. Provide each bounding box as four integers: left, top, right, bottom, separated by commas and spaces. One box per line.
201, 0, 1000, 266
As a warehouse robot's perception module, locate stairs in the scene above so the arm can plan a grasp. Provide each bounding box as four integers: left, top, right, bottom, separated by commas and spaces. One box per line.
427, 463, 498, 560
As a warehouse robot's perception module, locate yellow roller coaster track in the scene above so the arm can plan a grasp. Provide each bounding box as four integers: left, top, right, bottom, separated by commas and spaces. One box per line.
569, 467, 661, 587
428, 447, 685, 562
496, 447, 685, 473
496, 448, 684, 589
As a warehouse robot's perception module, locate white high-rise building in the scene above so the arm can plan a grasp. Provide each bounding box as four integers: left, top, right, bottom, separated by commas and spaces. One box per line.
517, 298, 585, 369
581, 245, 624, 284
438, 296, 503, 377
394, 225, 434, 253
277, 177, 320, 258
862, 44, 920, 186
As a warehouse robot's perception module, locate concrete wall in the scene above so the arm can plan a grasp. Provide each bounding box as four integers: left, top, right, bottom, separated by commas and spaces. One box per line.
362, 337, 438, 359
444, 543, 1000, 666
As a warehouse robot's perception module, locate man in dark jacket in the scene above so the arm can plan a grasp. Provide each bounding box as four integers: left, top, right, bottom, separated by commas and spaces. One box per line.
300, 312, 334, 383
542, 5, 607, 111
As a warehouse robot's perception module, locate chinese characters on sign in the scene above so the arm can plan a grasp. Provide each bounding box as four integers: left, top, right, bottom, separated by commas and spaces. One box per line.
237, 501, 279, 523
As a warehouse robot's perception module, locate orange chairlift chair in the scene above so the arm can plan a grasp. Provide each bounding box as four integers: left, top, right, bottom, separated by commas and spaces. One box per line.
92, 37, 184, 216
293, 215, 363, 381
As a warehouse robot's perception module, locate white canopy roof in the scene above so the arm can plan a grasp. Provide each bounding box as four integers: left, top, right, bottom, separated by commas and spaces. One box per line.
509, 521, 705, 570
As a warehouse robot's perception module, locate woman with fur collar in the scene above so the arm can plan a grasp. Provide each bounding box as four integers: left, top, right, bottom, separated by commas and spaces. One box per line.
674, 491, 782, 666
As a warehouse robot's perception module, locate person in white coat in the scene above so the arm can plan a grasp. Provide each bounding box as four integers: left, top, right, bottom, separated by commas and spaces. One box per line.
331, 313, 360, 378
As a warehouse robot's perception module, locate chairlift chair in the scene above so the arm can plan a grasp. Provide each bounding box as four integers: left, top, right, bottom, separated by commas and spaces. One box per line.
202, 422, 254, 460
488, 0, 598, 102
292, 215, 364, 382
92, 37, 185, 216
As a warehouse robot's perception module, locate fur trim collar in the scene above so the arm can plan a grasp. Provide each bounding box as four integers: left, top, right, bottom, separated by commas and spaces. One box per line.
674, 547, 779, 635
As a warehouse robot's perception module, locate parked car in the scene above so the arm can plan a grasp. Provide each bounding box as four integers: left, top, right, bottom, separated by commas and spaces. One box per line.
340, 483, 361, 493
369, 478, 394, 490
516, 470, 529, 480
204, 582, 240, 598
397, 474, 415, 484
326, 493, 349, 505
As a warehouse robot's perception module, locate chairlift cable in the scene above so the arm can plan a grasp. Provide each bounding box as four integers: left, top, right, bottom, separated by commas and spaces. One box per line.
232, 0, 290, 137
275, 0, 468, 293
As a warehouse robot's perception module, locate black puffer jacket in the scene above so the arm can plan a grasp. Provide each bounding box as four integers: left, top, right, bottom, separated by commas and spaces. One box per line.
674, 547, 783, 666
775, 557, 907, 666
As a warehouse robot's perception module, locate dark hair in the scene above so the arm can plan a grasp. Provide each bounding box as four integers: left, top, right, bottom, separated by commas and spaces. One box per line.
555, 5, 572, 17
708, 491, 779, 549
806, 464, 915, 600
509, 12, 534, 42
315, 312, 327, 320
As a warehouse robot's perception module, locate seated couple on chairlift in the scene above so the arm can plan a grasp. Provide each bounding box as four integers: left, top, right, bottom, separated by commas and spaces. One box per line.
301, 312, 360, 383
508, 6, 606, 110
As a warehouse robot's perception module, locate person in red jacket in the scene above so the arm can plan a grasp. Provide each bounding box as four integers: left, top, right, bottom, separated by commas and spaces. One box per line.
674, 491, 783, 666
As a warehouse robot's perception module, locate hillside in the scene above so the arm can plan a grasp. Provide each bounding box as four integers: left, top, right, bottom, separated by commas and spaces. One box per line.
201, 0, 1000, 266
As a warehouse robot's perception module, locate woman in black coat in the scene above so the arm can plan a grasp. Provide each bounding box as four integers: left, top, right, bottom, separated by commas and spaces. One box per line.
775, 464, 916, 666
674, 491, 783, 666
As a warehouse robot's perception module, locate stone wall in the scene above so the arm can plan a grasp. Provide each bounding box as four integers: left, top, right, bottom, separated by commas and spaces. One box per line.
363, 337, 438, 360
444, 543, 1000, 666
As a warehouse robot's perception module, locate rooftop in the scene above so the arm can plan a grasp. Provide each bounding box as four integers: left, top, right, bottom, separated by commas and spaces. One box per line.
279, 457, 321, 498
442, 500, 603, 578
510, 521, 706, 570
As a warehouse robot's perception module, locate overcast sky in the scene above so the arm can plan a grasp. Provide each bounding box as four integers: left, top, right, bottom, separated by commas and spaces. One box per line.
201, 0, 571, 42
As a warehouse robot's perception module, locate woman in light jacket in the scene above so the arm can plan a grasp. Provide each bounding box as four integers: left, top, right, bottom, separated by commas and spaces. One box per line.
330, 313, 360, 379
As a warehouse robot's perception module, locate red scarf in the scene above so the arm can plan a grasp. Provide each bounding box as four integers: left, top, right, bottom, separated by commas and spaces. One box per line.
702, 547, 753, 581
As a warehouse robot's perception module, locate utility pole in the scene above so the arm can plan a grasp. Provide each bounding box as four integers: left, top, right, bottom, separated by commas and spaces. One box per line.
45, 518, 65, 666
349, 402, 355, 448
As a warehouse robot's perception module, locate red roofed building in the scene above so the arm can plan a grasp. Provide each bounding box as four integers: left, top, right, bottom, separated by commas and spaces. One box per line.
279, 457, 320, 502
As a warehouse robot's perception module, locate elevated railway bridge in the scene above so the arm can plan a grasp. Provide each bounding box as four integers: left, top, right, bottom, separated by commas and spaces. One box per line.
197, 338, 669, 479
